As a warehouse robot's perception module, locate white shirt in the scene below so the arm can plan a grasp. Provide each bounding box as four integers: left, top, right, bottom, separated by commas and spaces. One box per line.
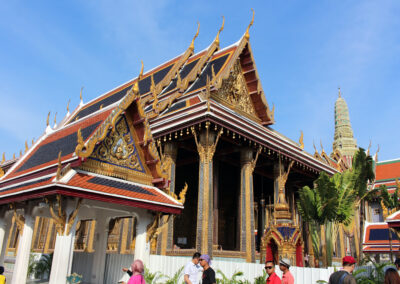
184, 261, 202, 284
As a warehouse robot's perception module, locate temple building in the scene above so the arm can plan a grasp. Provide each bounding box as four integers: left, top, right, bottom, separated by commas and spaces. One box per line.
0, 13, 361, 283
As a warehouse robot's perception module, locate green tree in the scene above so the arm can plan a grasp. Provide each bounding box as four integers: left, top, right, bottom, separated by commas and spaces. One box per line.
351, 149, 375, 264
380, 184, 400, 211
298, 171, 356, 267
298, 172, 337, 267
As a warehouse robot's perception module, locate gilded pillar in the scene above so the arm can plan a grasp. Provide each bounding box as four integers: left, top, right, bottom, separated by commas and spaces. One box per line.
156, 142, 177, 255
239, 148, 260, 263
193, 126, 222, 256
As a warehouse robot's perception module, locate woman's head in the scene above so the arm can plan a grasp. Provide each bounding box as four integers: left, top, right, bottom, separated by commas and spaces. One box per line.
131, 259, 144, 275
385, 268, 400, 284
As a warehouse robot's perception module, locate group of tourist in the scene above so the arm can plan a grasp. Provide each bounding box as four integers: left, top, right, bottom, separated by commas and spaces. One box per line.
119, 254, 400, 284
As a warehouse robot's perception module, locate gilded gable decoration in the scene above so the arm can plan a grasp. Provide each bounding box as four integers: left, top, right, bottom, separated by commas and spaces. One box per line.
212, 61, 258, 121
90, 116, 145, 173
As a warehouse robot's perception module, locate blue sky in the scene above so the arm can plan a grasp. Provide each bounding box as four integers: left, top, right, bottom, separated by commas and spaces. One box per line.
0, 1, 399, 162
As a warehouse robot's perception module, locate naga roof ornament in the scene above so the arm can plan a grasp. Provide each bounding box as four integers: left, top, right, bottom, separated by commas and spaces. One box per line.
244, 8, 255, 40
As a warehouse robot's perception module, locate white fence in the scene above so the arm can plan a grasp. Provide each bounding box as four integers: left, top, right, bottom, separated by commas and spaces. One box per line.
71, 253, 336, 284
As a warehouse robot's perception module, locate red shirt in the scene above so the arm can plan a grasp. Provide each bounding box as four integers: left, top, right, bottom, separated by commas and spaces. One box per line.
282, 270, 294, 284
266, 272, 281, 284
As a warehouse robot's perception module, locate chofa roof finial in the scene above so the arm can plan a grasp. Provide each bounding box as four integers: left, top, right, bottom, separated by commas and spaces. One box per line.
245, 8, 255, 40
215, 16, 225, 46
80, 87, 84, 105
189, 22, 200, 51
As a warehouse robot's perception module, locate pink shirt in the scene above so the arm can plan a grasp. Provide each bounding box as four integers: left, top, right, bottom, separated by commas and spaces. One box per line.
127, 274, 145, 284
282, 270, 294, 284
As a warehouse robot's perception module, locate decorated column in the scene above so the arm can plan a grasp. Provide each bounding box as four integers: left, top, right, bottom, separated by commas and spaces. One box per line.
90, 215, 109, 284
49, 197, 82, 284
192, 124, 222, 256
0, 210, 11, 265
134, 211, 152, 265
156, 142, 177, 255
239, 147, 260, 263
11, 204, 34, 284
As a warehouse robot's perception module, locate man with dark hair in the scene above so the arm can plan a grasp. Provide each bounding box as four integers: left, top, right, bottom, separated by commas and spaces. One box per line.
328, 256, 357, 284
0, 266, 5, 284
395, 258, 400, 276
184, 252, 202, 284
265, 260, 281, 284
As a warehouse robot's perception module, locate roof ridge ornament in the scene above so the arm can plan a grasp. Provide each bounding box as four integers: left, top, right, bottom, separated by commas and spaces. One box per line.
66, 99, 71, 116
54, 112, 57, 128
215, 16, 225, 46
79, 87, 84, 106
1, 153, 5, 164
189, 22, 200, 51
245, 8, 255, 40
299, 131, 304, 149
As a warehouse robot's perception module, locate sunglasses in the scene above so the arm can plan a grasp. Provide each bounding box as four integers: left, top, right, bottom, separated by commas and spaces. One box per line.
265, 266, 273, 270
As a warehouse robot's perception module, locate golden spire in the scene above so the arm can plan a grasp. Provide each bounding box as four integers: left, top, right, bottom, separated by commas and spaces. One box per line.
1, 153, 5, 164
25, 141, 29, 153
313, 141, 318, 154
189, 22, 200, 51
80, 87, 84, 103
320, 140, 325, 153
32, 138, 35, 145
19, 150, 22, 157
338, 87, 341, 98
215, 16, 225, 45
133, 61, 144, 94
13, 153, 15, 160
245, 8, 255, 40
46, 111, 51, 126
54, 112, 57, 126
299, 131, 304, 149
67, 99, 71, 113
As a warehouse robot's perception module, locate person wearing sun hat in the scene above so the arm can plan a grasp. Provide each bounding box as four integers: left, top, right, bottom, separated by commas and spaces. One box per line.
279, 258, 294, 284
199, 254, 216, 284
328, 256, 357, 284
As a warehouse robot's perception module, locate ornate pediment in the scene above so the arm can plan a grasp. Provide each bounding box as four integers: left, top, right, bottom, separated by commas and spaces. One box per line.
81, 115, 153, 185
212, 61, 259, 121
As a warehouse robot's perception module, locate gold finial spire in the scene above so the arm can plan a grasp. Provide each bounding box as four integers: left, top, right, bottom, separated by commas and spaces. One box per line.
299, 131, 304, 149
67, 99, 71, 113
19, 150, 22, 157
338, 87, 341, 97
133, 61, 144, 94
13, 153, 15, 160
80, 87, 84, 102
139, 60, 144, 79
32, 138, 35, 145
189, 22, 200, 51
320, 140, 325, 153
1, 153, 5, 164
25, 141, 29, 153
46, 111, 51, 126
215, 16, 225, 45
245, 8, 255, 40
54, 112, 57, 126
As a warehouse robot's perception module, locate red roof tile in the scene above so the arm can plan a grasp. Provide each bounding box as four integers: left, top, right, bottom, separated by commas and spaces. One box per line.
376, 159, 400, 181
